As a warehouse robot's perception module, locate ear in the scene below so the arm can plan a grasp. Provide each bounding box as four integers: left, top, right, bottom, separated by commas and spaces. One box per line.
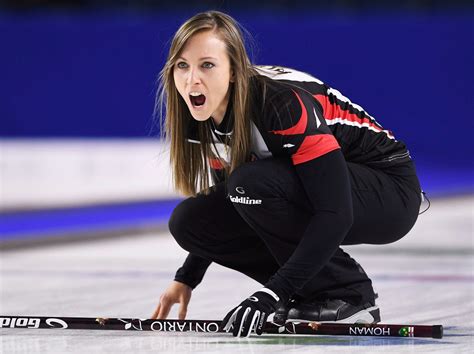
230, 68, 235, 83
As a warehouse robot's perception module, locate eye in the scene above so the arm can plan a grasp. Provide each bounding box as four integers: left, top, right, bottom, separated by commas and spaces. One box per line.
176, 62, 188, 69
202, 62, 215, 69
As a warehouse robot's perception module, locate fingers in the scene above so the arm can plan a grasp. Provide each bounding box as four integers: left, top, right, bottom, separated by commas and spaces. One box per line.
244, 311, 261, 338
156, 299, 173, 319
233, 307, 251, 337
153, 293, 175, 319
152, 281, 193, 320
223, 306, 260, 337
178, 301, 188, 320
254, 311, 267, 335
222, 306, 241, 332
223, 308, 264, 337
151, 303, 161, 320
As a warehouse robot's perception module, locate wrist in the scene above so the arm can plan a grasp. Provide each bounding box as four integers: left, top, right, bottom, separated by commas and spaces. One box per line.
173, 280, 193, 290
264, 276, 293, 305
173, 273, 196, 289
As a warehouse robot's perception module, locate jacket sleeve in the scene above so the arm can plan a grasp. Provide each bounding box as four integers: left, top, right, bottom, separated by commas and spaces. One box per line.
174, 253, 212, 289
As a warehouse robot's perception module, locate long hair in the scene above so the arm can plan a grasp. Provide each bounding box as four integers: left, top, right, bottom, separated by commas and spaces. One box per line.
156, 11, 257, 196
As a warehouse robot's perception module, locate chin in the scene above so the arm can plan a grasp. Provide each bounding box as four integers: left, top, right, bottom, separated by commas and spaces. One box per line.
192, 116, 210, 122
190, 111, 210, 122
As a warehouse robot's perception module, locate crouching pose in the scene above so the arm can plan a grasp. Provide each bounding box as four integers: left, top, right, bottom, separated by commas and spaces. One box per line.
151, 11, 422, 337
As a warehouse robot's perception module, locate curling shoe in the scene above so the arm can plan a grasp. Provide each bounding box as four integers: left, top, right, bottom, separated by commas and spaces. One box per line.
286, 298, 381, 324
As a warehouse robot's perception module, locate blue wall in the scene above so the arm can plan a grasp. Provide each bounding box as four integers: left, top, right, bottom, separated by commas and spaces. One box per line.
1, 11, 473, 167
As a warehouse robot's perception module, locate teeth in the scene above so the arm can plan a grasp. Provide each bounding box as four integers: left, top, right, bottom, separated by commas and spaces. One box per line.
189, 92, 203, 96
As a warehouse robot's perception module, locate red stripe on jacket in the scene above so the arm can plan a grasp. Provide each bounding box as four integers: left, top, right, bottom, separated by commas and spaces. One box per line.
313, 94, 383, 133
292, 134, 340, 165
270, 91, 341, 164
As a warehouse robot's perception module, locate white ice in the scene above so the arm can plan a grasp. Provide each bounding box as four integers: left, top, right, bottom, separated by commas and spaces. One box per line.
1, 195, 473, 353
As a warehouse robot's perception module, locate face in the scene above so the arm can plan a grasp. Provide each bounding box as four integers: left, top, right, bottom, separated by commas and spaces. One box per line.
173, 30, 234, 125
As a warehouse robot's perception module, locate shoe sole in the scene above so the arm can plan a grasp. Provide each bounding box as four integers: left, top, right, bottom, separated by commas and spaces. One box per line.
286, 306, 380, 324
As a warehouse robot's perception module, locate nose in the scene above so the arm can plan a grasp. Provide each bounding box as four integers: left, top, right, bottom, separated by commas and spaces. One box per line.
186, 67, 201, 85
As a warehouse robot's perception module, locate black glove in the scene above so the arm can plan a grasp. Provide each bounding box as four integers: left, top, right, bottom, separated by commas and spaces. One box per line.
221, 288, 280, 337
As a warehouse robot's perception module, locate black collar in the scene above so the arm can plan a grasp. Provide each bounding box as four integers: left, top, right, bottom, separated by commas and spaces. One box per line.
211, 98, 234, 136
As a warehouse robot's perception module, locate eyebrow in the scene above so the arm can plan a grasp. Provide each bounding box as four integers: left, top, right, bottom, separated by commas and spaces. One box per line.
177, 56, 218, 61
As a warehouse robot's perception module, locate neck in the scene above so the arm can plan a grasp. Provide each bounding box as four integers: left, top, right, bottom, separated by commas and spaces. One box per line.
211, 90, 232, 126
211, 114, 224, 126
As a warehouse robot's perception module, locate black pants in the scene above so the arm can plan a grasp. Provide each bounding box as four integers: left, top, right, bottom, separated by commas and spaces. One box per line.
169, 158, 422, 305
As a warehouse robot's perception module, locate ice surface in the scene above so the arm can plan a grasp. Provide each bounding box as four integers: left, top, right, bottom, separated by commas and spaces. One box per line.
1, 195, 473, 353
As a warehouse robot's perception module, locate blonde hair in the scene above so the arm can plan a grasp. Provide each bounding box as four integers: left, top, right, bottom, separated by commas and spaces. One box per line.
156, 11, 257, 196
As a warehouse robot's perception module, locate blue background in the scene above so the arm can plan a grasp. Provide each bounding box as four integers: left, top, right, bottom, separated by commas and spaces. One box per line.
2, 11, 473, 167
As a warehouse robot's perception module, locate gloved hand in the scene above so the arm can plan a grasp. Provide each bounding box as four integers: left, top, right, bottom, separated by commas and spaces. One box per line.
221, 288, 280, 337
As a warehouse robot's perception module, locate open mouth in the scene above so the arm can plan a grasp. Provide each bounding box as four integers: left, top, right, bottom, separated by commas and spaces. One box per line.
190, 94, 206, 107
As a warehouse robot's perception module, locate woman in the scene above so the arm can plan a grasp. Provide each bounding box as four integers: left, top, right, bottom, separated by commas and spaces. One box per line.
151, 11, 422, 338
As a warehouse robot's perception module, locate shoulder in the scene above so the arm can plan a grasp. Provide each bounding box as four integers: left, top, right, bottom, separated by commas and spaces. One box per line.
249, 80, 318, 137
254, 65, 325, 85
252, 65, 329, 107
252, 65, 324, 103
250, 73, 305, 112
251, 74, 319, 118
256, 75, 295, 106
